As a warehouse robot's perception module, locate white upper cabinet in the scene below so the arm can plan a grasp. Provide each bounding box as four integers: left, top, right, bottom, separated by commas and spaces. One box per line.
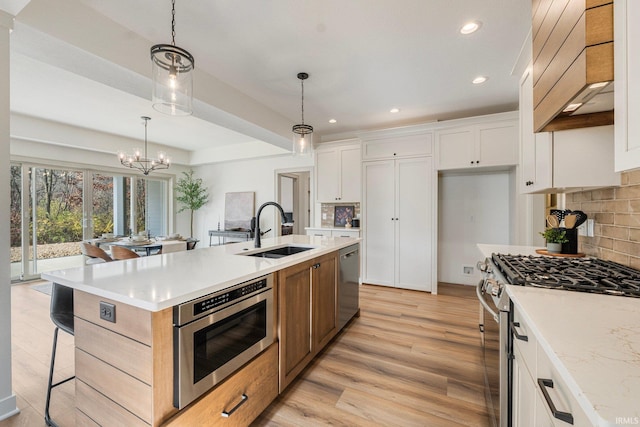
315, 142, 361, 202
361, 132, 433, 160
435, 113, 518, 170
615, 0, 640, 171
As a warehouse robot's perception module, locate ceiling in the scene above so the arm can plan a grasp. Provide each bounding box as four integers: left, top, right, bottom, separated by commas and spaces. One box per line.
8, 0, 532, 164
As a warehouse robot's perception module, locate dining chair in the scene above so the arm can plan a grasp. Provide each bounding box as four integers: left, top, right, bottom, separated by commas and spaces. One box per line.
111, 245, 141, 260
45, 283, 74, 427
80, 242, 113, 264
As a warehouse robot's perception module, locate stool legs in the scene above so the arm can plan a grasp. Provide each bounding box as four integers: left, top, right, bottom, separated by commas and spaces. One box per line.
45, 327, 75, 427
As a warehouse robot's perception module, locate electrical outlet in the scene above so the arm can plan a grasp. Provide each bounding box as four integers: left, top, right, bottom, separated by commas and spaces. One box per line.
462, 265, 474, 276
586, 219, 595, 237
99, 301, 116, 323
322, 213, 327, 220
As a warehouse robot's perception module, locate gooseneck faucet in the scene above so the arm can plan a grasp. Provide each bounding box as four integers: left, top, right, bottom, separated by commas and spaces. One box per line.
254, 201, 287, 248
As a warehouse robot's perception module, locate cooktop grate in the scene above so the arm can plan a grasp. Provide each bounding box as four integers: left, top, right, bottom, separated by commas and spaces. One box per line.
491, 254, 640, 298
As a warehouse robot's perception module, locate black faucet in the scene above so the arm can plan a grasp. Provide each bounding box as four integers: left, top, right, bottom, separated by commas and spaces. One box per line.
253, 201, 287, 248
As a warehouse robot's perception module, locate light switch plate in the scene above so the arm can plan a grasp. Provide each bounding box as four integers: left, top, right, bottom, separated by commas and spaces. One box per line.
99, 301, 116, 323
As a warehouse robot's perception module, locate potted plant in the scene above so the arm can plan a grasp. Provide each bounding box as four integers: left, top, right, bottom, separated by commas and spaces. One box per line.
539, 228, 569, 253
175, 170, 209, 238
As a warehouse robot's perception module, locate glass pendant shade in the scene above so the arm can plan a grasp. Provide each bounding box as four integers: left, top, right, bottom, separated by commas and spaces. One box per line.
292, 125, 313, 156
151, 44, 194, 116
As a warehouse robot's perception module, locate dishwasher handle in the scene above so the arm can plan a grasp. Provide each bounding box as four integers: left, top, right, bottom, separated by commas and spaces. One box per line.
341, 249, 359, 259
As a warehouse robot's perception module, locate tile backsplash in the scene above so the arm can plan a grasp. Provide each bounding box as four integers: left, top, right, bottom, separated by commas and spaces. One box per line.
566, 170, 640, 269
320, 203, 360, 228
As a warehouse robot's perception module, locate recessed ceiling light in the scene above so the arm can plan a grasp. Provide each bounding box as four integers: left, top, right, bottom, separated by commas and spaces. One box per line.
328, 119, 337, 124
563, 103, 582, 112
390, 108, 400, 113
460, 21, 482, 35
472, 76, 488, 84
588, 82, 608, 89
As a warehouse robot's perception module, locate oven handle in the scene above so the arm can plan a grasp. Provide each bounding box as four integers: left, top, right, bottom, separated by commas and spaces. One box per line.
537, 378, 574, 425
476, 280, 499, 323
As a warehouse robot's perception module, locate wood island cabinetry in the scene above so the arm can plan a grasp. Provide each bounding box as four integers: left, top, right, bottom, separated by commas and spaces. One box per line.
278, 252, 338, 392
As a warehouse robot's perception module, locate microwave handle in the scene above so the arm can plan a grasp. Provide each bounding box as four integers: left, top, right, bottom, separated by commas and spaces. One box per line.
476, 280, 499, 323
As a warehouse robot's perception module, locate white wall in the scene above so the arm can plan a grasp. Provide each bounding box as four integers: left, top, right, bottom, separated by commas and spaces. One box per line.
194, 155, 313, 246
438, 171, 512, 285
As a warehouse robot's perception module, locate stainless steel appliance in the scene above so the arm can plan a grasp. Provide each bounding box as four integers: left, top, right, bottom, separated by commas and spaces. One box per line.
477, 259, 511, 427
477, 253, 640, 426
173, 274, 274, 409
338, 244, 360, 330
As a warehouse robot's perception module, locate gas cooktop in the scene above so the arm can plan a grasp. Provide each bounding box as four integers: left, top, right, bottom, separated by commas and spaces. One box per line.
491, 253, 640, 298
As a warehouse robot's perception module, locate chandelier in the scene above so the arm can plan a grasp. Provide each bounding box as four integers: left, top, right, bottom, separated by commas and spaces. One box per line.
118, 117, 170, 175
150, 0, 194, 116
292, 72, 313, 155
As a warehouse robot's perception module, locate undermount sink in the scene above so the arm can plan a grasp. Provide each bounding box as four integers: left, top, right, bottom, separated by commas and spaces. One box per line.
243, 245, 314, 259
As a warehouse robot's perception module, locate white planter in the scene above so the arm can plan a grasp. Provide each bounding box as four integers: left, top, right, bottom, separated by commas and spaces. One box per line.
547, 242, 562, 253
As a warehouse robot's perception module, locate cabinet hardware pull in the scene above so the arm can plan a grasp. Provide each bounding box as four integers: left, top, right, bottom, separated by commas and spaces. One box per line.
537, 379, 574, 425
221, 393, 248, 418
511, 322, 528, 341
313, 263, 320, 269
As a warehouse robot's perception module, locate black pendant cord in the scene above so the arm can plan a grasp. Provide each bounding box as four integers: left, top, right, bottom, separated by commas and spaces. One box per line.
300, 78, 305, 125
171, 0, 176, 46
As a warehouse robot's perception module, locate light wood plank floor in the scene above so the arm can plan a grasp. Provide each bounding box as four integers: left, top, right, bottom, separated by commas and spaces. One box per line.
1, 281, 489, 427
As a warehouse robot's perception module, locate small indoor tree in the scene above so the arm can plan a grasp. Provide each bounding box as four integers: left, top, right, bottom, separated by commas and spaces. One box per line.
175, 170, 209, 238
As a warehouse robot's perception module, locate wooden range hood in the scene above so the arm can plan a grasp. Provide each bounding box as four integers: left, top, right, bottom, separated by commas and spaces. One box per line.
532, 0, 614, 132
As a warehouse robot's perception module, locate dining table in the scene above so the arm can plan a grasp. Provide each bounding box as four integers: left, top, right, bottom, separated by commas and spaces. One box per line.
92, 237, 188, 256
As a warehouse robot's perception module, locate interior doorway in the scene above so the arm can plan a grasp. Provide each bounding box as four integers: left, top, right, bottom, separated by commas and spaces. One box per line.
275, 168, 312, 235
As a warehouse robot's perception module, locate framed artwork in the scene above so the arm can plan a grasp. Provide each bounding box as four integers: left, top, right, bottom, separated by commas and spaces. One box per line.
224, 192, 255, 231
334, 205, 354, 227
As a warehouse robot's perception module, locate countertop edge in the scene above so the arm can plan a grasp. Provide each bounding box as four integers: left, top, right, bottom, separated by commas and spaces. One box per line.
43, 235, 361, 312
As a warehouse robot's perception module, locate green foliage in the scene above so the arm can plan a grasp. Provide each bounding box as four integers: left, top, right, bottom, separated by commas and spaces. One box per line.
539, 228, 569, 244
175, 170, 209, 237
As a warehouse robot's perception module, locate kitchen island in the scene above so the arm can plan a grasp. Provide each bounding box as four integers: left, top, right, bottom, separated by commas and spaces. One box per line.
43, 235, 360, 427
478, 244, 640, 427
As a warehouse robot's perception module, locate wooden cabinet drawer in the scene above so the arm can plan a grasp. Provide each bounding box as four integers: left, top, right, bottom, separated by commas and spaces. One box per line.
76, 380, 149, 427
536, 345, 590, 426
74, 290, 152, 345
76, 349, 152, 424
75, 317, 152, 383
165, 343, 278, 427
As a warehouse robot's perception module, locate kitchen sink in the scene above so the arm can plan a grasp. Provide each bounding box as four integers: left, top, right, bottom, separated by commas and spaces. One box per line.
243, 245, 314, 259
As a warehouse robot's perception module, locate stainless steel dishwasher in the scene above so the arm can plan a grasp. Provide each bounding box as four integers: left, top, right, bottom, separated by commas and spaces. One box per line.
338, 243, 360, 330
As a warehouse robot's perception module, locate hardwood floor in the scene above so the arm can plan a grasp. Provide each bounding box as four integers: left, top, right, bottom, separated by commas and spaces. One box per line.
1, 281, 489, 427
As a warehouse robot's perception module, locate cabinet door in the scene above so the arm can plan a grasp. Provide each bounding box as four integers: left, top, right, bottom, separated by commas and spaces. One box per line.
615, 0, 640, 171
477, 122, 518, 167
315, 149, 339, 201
363, 161, 395, 286
513, 348, 537, 427
278, 261, 313, 392
395, 157, 433, 292
339, 146, 361, 202
520, 68, 537, 191
312, 253, 338, 352
436, 127, 475, 169
362, 133, 432, 160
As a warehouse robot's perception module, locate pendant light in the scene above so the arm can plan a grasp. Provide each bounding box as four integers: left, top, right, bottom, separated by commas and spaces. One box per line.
151, 0, 194, 116
292, 72, 313, 155
118, 117, 170, 175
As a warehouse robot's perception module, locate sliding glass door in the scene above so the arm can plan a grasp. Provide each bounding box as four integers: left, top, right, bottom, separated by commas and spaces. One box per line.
10, 163, 170, 280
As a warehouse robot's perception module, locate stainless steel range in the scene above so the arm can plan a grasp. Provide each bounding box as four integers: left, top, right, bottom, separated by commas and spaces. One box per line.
491, 253, 640, 297
477, 253, 640, 427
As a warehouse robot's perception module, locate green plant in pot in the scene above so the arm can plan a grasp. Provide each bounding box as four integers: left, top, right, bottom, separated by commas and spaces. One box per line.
539, 228, 569, 253
175, 170, 209, 238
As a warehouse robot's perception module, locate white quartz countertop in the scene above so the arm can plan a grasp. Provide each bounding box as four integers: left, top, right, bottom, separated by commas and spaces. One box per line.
42, 235, 360, 312
477, 243, 640, 426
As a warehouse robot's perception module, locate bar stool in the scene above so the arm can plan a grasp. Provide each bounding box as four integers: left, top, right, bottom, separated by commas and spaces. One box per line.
45, 283, 75, 427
